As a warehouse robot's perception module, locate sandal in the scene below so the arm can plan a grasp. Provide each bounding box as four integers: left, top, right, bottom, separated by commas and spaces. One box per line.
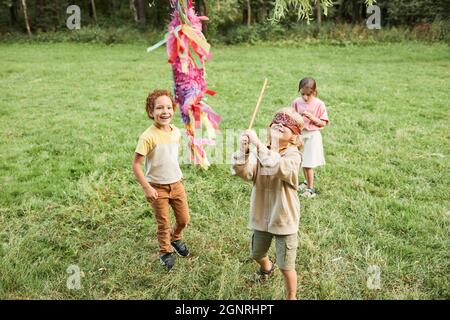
257, 260, 276, 283
301, 188, 316, 198
298, 180, 308, 192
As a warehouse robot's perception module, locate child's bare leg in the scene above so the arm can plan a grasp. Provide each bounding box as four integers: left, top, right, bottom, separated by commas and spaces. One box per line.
304, 167, 314, 189
281, 269, 297, 300
254, 256, 272, 272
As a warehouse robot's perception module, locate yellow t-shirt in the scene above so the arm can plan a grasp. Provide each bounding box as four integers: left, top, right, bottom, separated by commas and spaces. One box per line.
135, 124, 183, 184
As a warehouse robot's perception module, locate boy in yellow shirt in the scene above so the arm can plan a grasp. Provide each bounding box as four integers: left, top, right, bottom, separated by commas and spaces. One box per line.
132, 89, 190, 271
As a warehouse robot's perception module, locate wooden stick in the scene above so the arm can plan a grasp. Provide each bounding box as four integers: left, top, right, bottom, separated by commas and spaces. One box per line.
248, 78, 268, 130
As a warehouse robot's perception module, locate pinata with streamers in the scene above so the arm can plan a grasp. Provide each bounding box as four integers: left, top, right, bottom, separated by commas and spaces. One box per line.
147, 0, 220, 169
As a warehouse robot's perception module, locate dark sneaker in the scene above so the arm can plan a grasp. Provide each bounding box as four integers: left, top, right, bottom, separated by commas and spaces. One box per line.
171, 240, 190, 257
159, 253, 174, 271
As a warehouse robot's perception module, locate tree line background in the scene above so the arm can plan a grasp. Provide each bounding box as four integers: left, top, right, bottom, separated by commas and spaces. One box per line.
1, 0, 449, 43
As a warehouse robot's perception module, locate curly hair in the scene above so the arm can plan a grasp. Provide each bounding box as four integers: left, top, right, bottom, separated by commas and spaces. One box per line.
145, 89, 177, 120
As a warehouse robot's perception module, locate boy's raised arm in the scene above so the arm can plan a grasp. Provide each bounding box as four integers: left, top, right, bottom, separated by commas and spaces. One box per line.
231, 135, 257, 181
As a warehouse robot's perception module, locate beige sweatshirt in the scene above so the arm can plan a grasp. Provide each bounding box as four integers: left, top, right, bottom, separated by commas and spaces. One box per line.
231, 145, 302, 235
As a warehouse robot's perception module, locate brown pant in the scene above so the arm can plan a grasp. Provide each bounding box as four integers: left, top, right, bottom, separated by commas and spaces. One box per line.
149, 180, 190, 256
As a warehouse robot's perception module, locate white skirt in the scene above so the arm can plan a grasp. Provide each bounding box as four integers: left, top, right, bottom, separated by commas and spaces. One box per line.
301, 130, 325, 168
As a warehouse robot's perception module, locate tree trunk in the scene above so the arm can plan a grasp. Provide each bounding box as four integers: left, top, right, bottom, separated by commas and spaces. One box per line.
361, 1, 366, 20
316, 1, 322, 24
246, 0, 251, 26
260, 3, 267, 22
338, 0, 345, 23
136, 0, 146, 25
352, 0, 361, 23
9, 2, 18, 26
90, 0, 98, 24
36, 0, 45, 17
21, 0, 32, 37
198, 0, 208, 33
54, 0, 61, 28
36, 0, 45, 31
108, 0, 115, 16
130, 0, 138, 22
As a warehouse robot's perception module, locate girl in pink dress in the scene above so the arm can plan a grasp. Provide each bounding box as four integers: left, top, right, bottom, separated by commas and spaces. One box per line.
291, 77, 330, 198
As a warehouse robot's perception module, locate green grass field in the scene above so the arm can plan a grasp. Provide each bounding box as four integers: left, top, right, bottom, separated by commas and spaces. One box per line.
0, 42, 449, 299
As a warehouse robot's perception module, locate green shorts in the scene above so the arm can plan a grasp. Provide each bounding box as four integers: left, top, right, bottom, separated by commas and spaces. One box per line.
250, 230, 298, 271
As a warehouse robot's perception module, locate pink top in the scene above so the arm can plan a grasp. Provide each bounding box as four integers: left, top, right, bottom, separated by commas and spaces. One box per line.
291, 97, 330, 131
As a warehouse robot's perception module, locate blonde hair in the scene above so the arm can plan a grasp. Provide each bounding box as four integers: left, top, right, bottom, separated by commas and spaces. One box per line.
268, 107, 304, 150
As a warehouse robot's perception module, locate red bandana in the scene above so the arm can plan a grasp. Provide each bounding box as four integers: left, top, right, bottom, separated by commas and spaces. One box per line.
270, 112, 301, 135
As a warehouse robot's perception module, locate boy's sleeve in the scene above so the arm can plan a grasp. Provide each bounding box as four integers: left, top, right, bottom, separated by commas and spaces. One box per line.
231, 150, 257, 182
135, 134, 154, 156
258, 148, 301, 189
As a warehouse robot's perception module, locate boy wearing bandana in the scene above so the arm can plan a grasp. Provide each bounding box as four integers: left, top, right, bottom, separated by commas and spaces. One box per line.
231, 108, 304, 300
